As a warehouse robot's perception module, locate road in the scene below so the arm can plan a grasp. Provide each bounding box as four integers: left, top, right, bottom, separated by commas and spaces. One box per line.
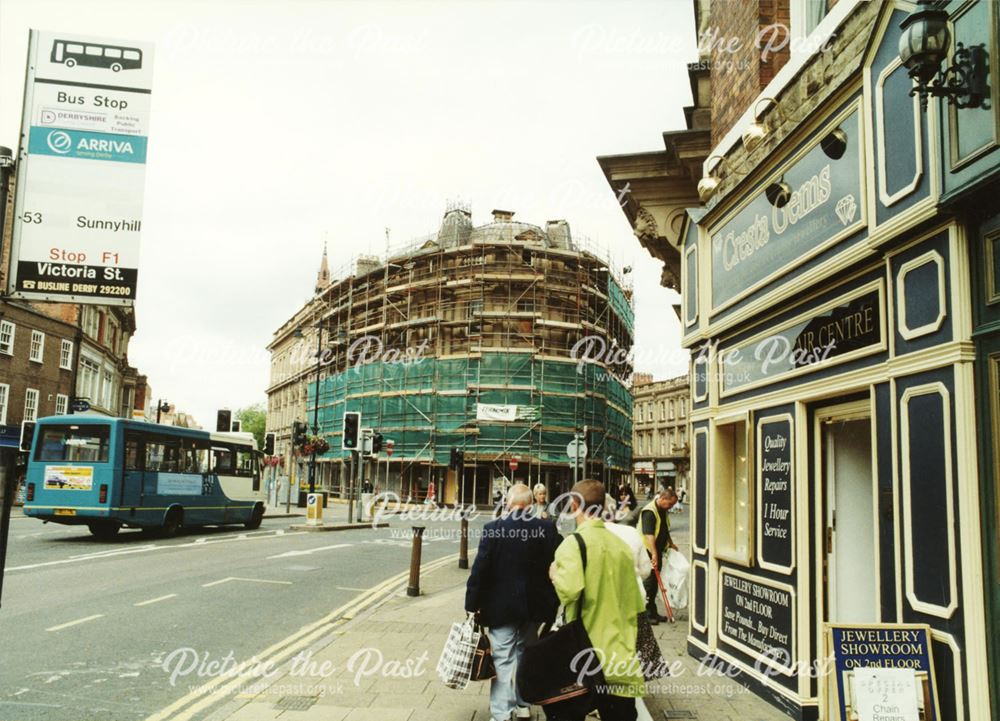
0, 505, 470, 721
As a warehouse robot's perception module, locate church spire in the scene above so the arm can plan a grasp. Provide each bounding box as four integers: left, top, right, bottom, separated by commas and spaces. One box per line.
316, 242, 330, 292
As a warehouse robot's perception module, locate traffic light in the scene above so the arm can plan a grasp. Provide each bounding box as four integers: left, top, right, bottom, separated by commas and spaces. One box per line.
342, 412, 361, 450
264, 432, 275, 455
216, 409, 232, 433
372, 433, 384, 454
19, 421, 35, 452
292, 421, 308, 447
450, 447, 464, 469
231, 420, 242, 433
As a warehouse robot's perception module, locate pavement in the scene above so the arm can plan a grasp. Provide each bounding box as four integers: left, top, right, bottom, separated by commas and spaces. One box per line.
208, 513, 791, 721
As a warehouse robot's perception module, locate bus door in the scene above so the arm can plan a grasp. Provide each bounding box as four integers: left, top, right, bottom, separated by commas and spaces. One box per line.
121, 431, 144, 512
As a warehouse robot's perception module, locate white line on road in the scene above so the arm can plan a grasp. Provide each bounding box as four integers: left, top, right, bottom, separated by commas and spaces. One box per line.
266, 543, 351, 559
134, 594, 178, 607
202, 577, 293, 588
335, 586, 370, 592
45, 614, 104, 632
7, 529, 309, 572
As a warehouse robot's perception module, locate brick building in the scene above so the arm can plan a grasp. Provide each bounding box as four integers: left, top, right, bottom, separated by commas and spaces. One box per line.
0, 300, 78, 492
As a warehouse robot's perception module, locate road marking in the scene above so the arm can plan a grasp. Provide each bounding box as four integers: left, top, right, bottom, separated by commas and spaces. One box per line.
266, 543, 351, 559
45, 614, 104, 632
335, 586, 369, 592
7, 530, 309, 572
202, 577, 293, 588
145, 552, 460, 721
134, 594, 177, 607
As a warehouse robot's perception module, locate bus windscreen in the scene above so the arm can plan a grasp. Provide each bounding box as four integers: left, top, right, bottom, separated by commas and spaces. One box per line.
35, 425, 110, 463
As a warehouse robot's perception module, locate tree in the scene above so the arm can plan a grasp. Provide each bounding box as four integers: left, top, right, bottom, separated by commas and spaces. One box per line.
236, 403, 266, 451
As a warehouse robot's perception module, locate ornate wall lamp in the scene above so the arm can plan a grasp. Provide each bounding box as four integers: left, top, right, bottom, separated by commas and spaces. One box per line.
742, 98, 788, 153
899, 0, 990, 110
697, 154, 752, 204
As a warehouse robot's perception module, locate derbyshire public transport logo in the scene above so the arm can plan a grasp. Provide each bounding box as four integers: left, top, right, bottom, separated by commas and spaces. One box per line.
46, 130, 73, 154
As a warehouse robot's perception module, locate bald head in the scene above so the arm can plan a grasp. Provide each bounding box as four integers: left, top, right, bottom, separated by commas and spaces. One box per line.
507, 483, 532, 508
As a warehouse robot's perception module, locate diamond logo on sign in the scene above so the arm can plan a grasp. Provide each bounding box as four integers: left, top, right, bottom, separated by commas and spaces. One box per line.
46, 129, 72, 154
835, 194, 857, 226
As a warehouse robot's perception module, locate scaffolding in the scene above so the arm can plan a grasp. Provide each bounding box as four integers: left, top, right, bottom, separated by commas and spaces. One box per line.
293, 207, 634, 505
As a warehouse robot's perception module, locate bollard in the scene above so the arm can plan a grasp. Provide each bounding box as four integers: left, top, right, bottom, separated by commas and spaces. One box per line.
406, 526, 425, 597
458, 516, 469, 570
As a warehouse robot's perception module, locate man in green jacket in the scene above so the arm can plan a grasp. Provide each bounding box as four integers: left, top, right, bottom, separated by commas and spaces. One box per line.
549, 479, 645, 721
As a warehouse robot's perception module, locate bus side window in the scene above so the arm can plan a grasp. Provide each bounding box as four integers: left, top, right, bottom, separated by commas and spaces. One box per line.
181, 441, 209, 474
212, 446, 234, 474
235, 448, 254, 477
252, 452, 262, 491
145, 440, 165, 472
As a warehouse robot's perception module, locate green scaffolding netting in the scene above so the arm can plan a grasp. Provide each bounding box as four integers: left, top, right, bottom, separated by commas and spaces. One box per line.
306, 353, 632, 468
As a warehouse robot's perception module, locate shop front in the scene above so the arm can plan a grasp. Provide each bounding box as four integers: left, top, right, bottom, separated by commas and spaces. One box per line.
681, 4, 997, 720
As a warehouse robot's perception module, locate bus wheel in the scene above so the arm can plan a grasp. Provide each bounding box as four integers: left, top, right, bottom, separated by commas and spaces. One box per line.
162, 508, 183, 538
244, 504, 264, 530
65, 58, 76, 68
111, 62, 122, 72
88, 523, 120, 540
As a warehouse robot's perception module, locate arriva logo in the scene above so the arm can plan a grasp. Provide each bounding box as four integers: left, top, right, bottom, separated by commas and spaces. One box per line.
46, 130, 72, 154
75, 137, 134, 155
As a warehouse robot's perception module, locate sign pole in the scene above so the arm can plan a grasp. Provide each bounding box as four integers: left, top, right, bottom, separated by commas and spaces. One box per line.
0, 452, 18, 607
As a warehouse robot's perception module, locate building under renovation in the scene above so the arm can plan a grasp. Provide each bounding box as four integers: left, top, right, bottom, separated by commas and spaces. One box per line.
266, 205, 634, 506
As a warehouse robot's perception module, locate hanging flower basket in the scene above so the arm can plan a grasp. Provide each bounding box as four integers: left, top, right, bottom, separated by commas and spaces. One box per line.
306, 436, 330, 455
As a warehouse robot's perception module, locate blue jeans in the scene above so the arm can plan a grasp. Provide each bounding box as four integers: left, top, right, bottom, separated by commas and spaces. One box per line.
488, 622, 537, 721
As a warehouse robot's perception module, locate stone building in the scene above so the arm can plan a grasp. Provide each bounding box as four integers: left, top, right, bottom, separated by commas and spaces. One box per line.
599, 1, 999, 719
266, 206, 634, 505
631, 373, 690, 494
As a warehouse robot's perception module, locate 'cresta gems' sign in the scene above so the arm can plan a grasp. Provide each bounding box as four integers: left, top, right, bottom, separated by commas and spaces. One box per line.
710, 108, 863, 311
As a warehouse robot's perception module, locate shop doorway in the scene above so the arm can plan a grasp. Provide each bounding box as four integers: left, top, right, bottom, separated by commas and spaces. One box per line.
816, 402, 877, 624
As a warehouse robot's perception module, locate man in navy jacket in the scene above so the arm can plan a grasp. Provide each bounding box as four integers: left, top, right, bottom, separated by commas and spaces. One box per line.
466, 483, 560, 721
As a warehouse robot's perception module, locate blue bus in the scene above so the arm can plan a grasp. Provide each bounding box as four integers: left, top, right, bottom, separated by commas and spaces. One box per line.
23, 416, 266, 539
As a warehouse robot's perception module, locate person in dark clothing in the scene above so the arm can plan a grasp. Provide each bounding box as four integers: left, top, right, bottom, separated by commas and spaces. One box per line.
639, 488, 678, 624
466, 483, 561, 721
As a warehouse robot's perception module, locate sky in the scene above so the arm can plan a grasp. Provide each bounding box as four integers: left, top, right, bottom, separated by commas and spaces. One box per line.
0, 0, 696, 428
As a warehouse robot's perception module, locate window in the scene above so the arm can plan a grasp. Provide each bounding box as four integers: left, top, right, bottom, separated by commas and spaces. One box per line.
124, 50, 140, 60
668, 400, 675, 420
55, 394, 68, 416
35, 424, 110, 462
104, 47, 122, 58
236, 448, 255, 477
79, 357, 100, 401
791, 0, 833, 45
145, 437, 182, 472
102, 370, 114, 408
125, 434, 142, 471
0, 384, 7, 425
85, 45, 102, 56
180, 439, 210, 474
212, 446, 235, 474
714, 419, 752, 564
60, 339, 73, 369
24, 388, 39, 422
66, 43, 84, 54
29, 330, 44, 363
0, 321, 14, 355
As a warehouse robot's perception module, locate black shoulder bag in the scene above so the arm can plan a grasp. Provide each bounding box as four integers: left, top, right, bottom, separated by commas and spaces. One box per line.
515, 533, 605, 715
